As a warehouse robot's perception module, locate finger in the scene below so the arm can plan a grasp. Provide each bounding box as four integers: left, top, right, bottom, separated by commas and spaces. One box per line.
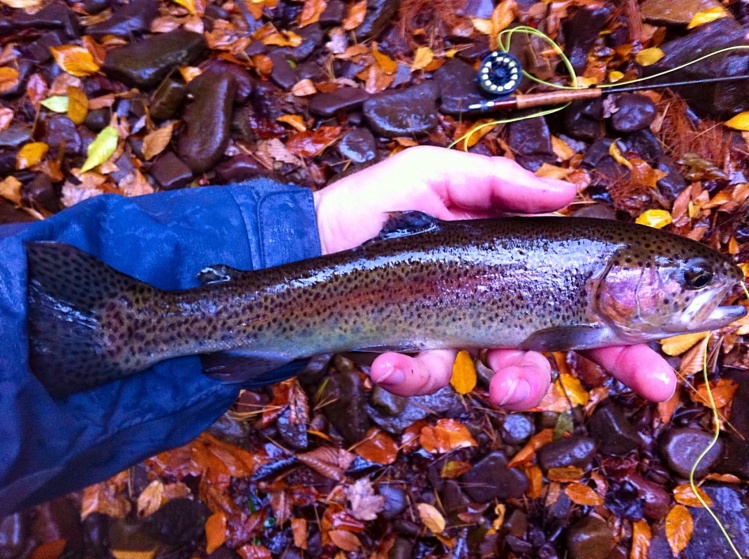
582, 345, 677, 402
370, 349, 457, 397
486, 350, 552, 410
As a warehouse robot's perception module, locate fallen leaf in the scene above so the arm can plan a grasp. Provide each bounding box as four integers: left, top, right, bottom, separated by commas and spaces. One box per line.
276, 114, 307, 132
40, 95, 69, 113
450, 350, 477, 395
420, 418, 477, 454
551, 135, 576, 161
142, 122, 176, 161
300, 0, 327, 26
471, 18, 493, 34
172, 0, 197, 15
291, 518, 308, 549
440, 460, 472, 479
286, 125, 342, 158
329, 529, 361, 551
417, 503, 446, 534
342, 0, 367, 31
297, 447, 355, 481
253, 23, 303, 47
137, 480, 164, 517
608, 70, 624, 82
205, 510, 227, 554
51, 45, 101, 77
490, 0, 517, 42
270, 491, 292, 527
535, 163, 574, 180
236, 545, 272, 559
635, 208, 672, 228
81, 126, 119, 172
631, 519, 652, 559
547, 466, 585, 483
565, 483, 604, 505
411, 46, 434, 72
29, 540, 67, 559
16, 142, 49, 170
525, 464, 544, 498
119, 169, 155, 197
81, 478, 131, 520
665, 504, 693, 556
0, 107, 13, 131
0, 176, 22, 205
345, 478, 385, 521
373, 42, 398, 74
658, 385, 681, 424
687, 6, 729, 29
673, 484, 713, 508
178, 66, 202, 83
608, 140, 632, 169
691, 378, 739, 409
635, 47, 665, 67
291, 78, 317, 96
724, 111, 749, 131
508, 429, 554, 468
0, 67, 19, 94
67, 86, 89, 125
630, 157, 667, 188
354, 427, 398, 465
454, 119, 495, 150
558, 373, 589, 406
661, 332, 708, 356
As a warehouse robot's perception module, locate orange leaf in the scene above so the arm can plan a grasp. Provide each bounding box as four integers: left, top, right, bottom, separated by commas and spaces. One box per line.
354, 427, 398, 465
631, 519, 652, 559
291, 518, 308, 549
297, 446, 356, 480
373, 42, 398, 74
253, 23, 303, 47
525, 464, 544, 498
440, 460, 472, 479
420, 418, 477, 454
16, 142, 49, 170
276, 114, 307, 132
329, 529, 361, 551
673, 484, 713, 508
300, 0, 327, 26
29, 540, 67, 559
450, 350, 477, 395
508, 428, 554, 468
691, 378, 738, 409
665, 504, 693, 556
547, 466, 585, 483
490, 0, 517, 41
66, 86, 88, 125
453, 119, 495, 151
565, 483, 604, 506
81, 480, 131, 520
137, 480, 165, 517
0, 67, 19, 94
205, 511, 227, 554
401, 419, 428, 453
236, 545, 272, 559
142, 122, 176, 161
417, 503, 446, 534
51, 45, 100, 77
286, 125, 342, 158
657, 385, 681, 424
0, 176, 22, 205
342, 0, 367, 30
558, 373, 589, 406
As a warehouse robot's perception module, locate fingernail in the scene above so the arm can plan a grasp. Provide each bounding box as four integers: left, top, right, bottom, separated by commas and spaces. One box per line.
499, 378, 531, 407
375, 365, 405, 386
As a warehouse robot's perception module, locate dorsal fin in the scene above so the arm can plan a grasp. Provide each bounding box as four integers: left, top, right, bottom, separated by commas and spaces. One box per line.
372, 211, 441, 242
197, 264, 241, 285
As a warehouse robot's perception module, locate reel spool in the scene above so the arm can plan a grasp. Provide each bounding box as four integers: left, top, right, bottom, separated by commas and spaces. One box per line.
477, 51, 522, 96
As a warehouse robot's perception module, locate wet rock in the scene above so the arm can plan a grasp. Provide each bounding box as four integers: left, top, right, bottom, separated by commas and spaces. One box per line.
566, 515, 615, 559
83, 0, 112, 14
628, 473, 670, 520
84, 109, 110, 132
22, 174, 59, 214
609, 94, 656, 133
149, 78, 187, 121
621, 129, 662, 164
104, 29, 208, 89
204, 61, 254, 104
309, 88, 370, 117
0, 127, 31, 149
320, 0, 345, 25
46, 116, 81, 156
150, 151, 193, 190
31, 498, 82, 549
177, 72, 236, 173
82, 513, 109, 555
12, 4, 79, 38
389, 537, 414, 559
433, 58, 486, 115
582, 138, 628, 184
641, 0, 723, 25
215, 155, 272, 183
298, 60, 326, 82
504, 509, 528, 538
0, 513, 27, 559
368, 387, 461, 434
506, 116, 556, 171
683, 485, 749, 558
659, 428, 723, 478
370, 385, 407, 416
275, 24, 324, 61
502, 414, 534, 445
605, 481, 644, 520
338, 128, 376, 163
563, 6, 612, 72
108, 519, 159, 554
0, 59, 33, 100
460, 451, 528, 503
207, 547, 242, 559
563, 98, 604, 141
537, 436, 597, 472
589, 403, 640, 456
442, 479, 471, 520
0, 152, 16, 176
379, 484, 407, 519
142, 498, 209, 545
547, 490, 573, 520
572, 204, 616, 219
354, 0, 401, 40
269, 52, 299, 90
321, 371, 370, 444
22, 30, 64, 64
87, 0, 158, 39
277, 406, 309, 450
363, 82, 439, 138
0, 200, 35, 225
464, 0, 495, 18
655, 155, 687, 202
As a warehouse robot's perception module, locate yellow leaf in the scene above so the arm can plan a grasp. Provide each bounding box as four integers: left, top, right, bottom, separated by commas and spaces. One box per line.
450, 350, 477, 395
635, 47, 665, 67
673, 484, 714, 508
665, 504, 693, 556
740, 262, 749, 277
172, 0, 196, 14
535, 163, 574, 180
51, 45, 100, 77
661, 332, 708, 356
417, 503, 446, 534
0, 175, 22, 205
205, 511, 227, 554
471, 17, 493, 34
276, 114, 307, 132
81, 126, 118, 173
631, 519, 652, 559
373, 43, 398, 74
687, 6, 729, 29
559, 373, 589, 406
136, 480, 164, 517
635, 209, 672, 229
67, 86, 88, 125
411, 46, 434, 72
16, 142, 49, 170
0, 67, 20, 94
454, 118, 495, 150
608, 70, 624, 82
724, 111, 749, 131
178, 66, 202, 83
608, 140, 632, 169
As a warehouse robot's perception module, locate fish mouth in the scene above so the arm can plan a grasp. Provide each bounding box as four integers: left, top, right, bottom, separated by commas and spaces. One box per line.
698, 305, 747, 331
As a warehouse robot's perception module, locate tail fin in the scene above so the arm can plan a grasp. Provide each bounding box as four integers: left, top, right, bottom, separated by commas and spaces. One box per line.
25, 242, 149, 397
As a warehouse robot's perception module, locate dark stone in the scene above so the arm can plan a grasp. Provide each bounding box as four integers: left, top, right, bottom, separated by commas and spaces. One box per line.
83, 0, 112, 14
572, 204, 616, 219
389, 537, 414, 559
566, 515, 615, 559
547, 490, 572, 520
107, 519, 159, 553
142, 498, 209, 546
442, 479, 471, 519
537, 436, 597, 471
46, 116, 82, 156
82, 513, 109, 555
12, 4, 79, 39
506, 116, 556, 171
563, 6, 612, 72
0, 152, 15, 176
504, 509, 528, 538
605, 481, 644, 520
370, 385, 407, 416
627, 473, 670, 521
0, 513, 27, 559
655, 155, 687, 202
149, 78, 187, 121
379, 484, 407, 519
363, 82, 439, 138
459, 451, 528, 502
277, 406, 309, 450
0, 127, 31, 149
204, 61, 255, 103
683, 485, 749, 558
215, 155, 272, 183
581, 138, 628, 184
463, 0, 495, 18
309, 88, 370, 117
22, 174, 59, 214
610, 94, 656, 133
433, 58, 485, 115
502, 414, 534, 445
84, 109, 110, 132
368, 387, 461, 434
269, 52, 299, 90
30, 498, 82, 549
207, 547, 241, 559
276, 24, 324, 61
177, 72, 236, 173
104, 29, 208, 89
0, 59, 33, 100
0, 200, 34, 225
355, 0, 401, 40
22, 30, 64, 64
321, 371, 370, 444
320, 0, 345, 25
87, 0, 158, 39
659, 428, 723, 478
150, 151, 193, 190
589, 403, 640, 456
621, 129, 662, 164
338, 128, 376, 163
563, 98, 604, 141
297, 60, 326, 82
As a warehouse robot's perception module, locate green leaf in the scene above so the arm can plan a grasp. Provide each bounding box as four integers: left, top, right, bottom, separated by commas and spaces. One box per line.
40, 95, 69, 113
81, 126, 118, 173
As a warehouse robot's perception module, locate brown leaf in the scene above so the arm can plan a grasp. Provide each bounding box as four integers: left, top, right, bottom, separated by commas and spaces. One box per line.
401, 419, 428, 453
142, 122, 176, 161
354, 427, 398, 465
82, 35, 107, 67
565, 483, 604, 506
270, 491, 292, 527
440, 460, 472, 479
137, 480, 165, 517
236, 545, 272, 559
345, 478, 384, 521
631, 519, 652, 559
453, 119, 495, 150
508, 428, 554, 468
119, 170, 155, 197
525, 464, 544, 498
29, 540, 67, 559
0, 107, 13, 131
450, 350, 477, 395
420, 418, 477, 454
66, 86, 88, 125
16, 142, 49, 170
291, 518, 308, 549
691, 378, 738, 409
490, 0, 517, 47
665, 504, 693, 555
81, 479, 131, 520
51, 45, 101, 77
300, 0, 327, 26
342, 0, 367, 30
0, 67, 19, 94
329, 529, 361, 551
657, 385, 681, 424
0, 176, 22, 205
297, 447, 355, 481
417, 503, 446, 534
254, 23, 303, 47
673, 484, 714, 508
291, 78, 317, 96
286, 126, 342, 158
547, 466, 585, 483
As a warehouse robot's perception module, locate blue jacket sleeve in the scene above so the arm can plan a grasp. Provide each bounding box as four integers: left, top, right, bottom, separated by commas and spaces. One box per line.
0, 178, 321, 516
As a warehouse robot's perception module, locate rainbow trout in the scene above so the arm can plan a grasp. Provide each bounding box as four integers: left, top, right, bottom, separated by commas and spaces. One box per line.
26, 212, 746, 397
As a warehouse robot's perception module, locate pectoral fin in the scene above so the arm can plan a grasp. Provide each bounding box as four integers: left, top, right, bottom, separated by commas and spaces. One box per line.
201, 350, 307, 386
197, 264, 242, 285
518, 325, 606, 352
367, 211, 441, 243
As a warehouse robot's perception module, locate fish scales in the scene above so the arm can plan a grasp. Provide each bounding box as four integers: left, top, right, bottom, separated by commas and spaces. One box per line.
25, 214, 746, 396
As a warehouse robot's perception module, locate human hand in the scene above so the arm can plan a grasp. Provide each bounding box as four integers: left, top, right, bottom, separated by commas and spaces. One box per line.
313, 146, 677, 410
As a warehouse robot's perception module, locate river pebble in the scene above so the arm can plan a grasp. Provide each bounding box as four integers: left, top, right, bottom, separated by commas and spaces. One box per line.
659, 427, 723, 478
363, 82, 439, 137
566, 515, 615, 559
506, 116, 556, 171
433, 58, 486, 115
501, 414, 534, 445
562, 6, 612, 72
609, 94, 657, 133
589, 403, 640, 456
87, 0, 157, 38
320, 371, 370, 444
309, 88, 370, 117
354, 0, 400, 40
338, 128, 377, 163
537, 436, 597, 471
460, 451, 528, 502
150, 151, 193, 190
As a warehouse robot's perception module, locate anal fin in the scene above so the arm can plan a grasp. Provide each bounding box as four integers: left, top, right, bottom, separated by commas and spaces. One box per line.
201, 350, 306, 386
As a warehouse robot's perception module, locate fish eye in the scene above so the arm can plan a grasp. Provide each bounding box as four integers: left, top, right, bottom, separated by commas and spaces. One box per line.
683, 258, 714, 290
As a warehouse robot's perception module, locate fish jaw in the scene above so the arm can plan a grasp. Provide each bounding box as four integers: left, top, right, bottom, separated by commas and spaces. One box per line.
689, 305, 746, 332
